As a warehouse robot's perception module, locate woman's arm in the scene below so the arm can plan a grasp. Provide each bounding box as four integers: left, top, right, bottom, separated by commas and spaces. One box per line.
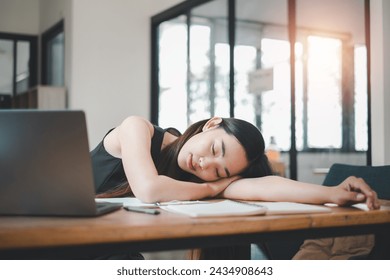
109, 116, 232, 203
221, 175, 380, 210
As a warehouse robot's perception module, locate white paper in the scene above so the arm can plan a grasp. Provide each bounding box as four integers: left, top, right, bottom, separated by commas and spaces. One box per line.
161, 200, 267, 218
248, 201, 332, 215
95, 197, 206, 208
351, 203, 389, 211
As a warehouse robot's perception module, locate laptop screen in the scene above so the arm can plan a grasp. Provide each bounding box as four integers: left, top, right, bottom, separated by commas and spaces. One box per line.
0, 110, 105, 216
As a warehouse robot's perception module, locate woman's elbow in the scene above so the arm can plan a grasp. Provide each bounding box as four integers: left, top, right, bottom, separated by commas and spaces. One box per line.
131, 182, 161, 203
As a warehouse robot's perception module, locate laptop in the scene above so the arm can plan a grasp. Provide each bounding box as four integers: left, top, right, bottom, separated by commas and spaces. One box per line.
0, 110, 121, 216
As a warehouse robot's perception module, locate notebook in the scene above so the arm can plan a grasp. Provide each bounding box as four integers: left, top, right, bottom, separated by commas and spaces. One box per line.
0, 110, 121, 216
160, 200, 267, 217
160, 200, 331, 218
95, 197, 208, 208
248, 201, 332, 215
96, 197, 332, 217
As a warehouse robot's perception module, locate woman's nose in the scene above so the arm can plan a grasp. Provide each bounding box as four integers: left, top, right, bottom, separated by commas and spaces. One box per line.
199, 157, 216, 170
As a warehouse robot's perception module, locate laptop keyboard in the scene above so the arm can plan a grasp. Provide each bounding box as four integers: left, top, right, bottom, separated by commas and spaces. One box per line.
95, 202, 122, 214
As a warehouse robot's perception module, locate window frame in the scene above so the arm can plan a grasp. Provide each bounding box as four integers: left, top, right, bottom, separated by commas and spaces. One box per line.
41, 20, 64, 86
295, 33, 359, 153
0, 32, 38, 97
150, 0, 372, 178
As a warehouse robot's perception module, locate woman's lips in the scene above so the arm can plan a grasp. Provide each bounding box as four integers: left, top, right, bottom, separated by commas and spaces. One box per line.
187, 153, 195, 171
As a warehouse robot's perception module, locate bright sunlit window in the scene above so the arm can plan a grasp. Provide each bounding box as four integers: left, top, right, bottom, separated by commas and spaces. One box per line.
354, 45, 368, 151
306, 36, 342, 149
158, 20, 188, 132
157, 21, 367, 152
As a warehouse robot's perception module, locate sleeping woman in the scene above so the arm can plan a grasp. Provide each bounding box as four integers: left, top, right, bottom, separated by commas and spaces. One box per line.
90, 115, 379, 260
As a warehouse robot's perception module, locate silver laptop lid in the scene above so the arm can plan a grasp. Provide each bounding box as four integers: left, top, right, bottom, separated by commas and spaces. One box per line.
0, 110, 100, 216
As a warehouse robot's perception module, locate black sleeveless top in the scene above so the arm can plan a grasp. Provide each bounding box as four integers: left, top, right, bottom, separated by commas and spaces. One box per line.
90, 125, 165, 194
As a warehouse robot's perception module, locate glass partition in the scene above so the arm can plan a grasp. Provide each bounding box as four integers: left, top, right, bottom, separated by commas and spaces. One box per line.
16, 41, 31, 94
41, 20, 65, 86
45, 32, 64, 86
296, 0, 367, 183
151, 0, 370, 181
235, 0, 290, 177
158, 15, 188, 131
0, 39, 14, 95
191, 0, 230, 120
157, 1, 229, 132
0, 34, 37, 100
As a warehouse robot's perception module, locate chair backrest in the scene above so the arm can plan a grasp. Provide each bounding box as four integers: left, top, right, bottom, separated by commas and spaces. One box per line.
323, 164, 390, 199
323, 163, 390, 259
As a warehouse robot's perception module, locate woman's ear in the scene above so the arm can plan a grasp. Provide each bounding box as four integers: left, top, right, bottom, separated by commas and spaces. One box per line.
202, 117, 223, 131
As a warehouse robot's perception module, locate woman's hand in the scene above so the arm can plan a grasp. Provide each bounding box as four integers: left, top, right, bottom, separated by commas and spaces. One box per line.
330, 176, 380, 210
207, 176, 241, 197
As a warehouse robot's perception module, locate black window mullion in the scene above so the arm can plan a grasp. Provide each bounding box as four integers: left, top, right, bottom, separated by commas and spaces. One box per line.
209, 19, 216, 117
365, 0, 372, 165
302, 38, 309, 150
228, 0, 235, 117
150, 20, 159, 124
255, 46, 262, 129
12, 41, 17, 97
288, 0, 297, 180
341, 42, 355, 152
186, 12, 191, 126
29, 37, 38, 88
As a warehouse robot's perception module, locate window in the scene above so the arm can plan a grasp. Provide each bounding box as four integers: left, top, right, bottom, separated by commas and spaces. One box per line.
156, 0, 229, 132
158, 17, 188, 132
0, 39, 14, 95
151, 0, 370, 179
305, 36, 343, 149
354, 45, 368, 151
41, 20, 65, 86
252, 38, 292, 151
238, 35, 367, 152
0, 33, 37, 99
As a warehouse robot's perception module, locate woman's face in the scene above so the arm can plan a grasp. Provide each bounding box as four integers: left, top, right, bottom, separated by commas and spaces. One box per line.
177, 122, 248, 182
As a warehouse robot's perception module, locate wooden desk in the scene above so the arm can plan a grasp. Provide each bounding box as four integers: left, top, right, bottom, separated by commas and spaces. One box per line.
1, 201, 390, 259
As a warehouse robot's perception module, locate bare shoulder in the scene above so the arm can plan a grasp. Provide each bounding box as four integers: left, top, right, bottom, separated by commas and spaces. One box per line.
118, 116, 154, 136
104, 116, 154, 157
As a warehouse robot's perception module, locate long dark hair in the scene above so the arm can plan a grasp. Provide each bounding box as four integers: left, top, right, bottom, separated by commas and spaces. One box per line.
96, 118, 272, 198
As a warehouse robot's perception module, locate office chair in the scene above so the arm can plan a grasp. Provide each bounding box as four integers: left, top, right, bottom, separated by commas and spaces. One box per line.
257, 163, 390, 260
322, 163, 390, 198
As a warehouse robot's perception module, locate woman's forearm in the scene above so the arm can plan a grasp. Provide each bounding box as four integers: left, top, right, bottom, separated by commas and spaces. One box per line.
134, 175, 237, 203
221, 176, 333, 204
134, 176, 210, 203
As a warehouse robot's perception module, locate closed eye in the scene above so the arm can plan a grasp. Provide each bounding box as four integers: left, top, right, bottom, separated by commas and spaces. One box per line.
212, 141, 229, 178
